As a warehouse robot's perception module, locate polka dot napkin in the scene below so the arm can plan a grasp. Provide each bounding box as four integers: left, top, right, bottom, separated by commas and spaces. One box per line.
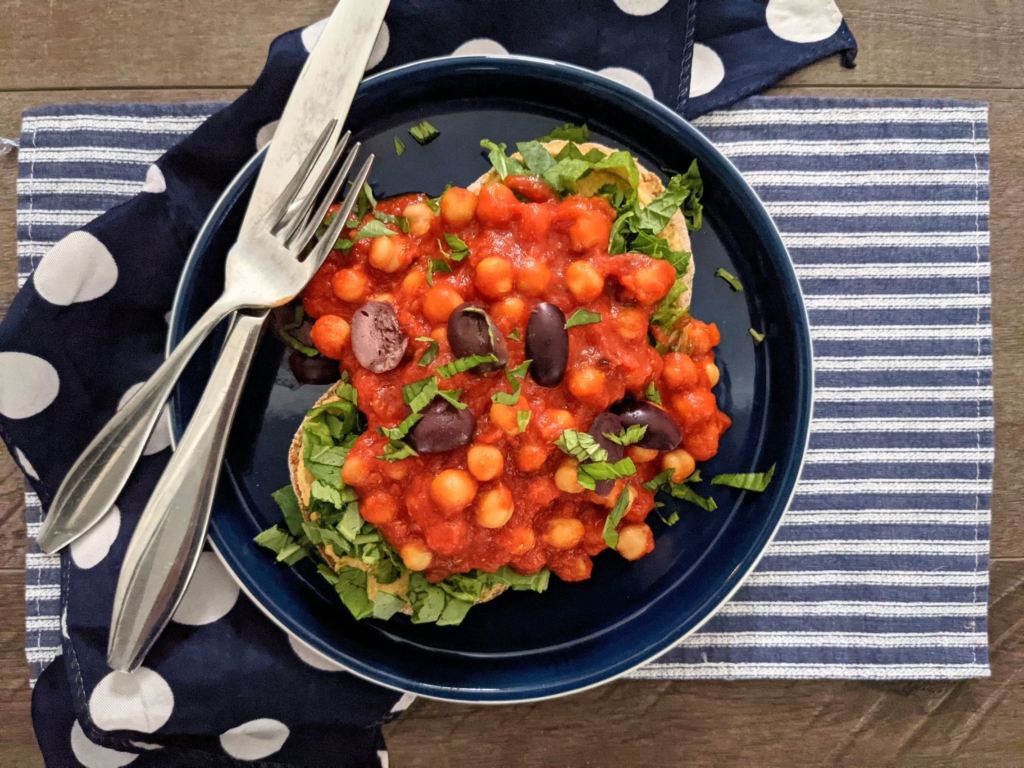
7, 3, 858, 766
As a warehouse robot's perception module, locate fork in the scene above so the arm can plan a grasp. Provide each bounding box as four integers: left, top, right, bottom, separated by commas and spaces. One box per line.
37, 119, 372, 554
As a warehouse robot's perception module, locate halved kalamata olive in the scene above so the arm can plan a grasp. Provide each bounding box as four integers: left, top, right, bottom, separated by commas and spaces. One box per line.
288, 351, 340, 384
526, 302, 569, 387
610, 398, 682, 451
407, 398, 477, 454
351, 301, 408, 373
587, 412, 625, 496
447, 303, 507, 373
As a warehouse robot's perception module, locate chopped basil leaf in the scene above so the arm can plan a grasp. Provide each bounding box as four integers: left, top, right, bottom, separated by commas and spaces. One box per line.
409, 120, 440, 145
540, 147, 640, 197
643, 468, 717, 511
536, 122, 590, 143
436, 387, 468, 410
437, 596, 474, 626
577, 458, 637, 491
394, 136, 405, 156
645, 382, 663, 406
439, 232, 470, 261
355, 183, 376, 221
427, 258, 453, 286
333, 568, 375, 620
641, 468, 675, 491
655, 504, 680, 526
602, 485, 633, 548
271, 485, 305, 537
508, 327, 521, 342
630, 230, 691, 276
649, 278, 688, 332
373, 210, 410, 233
275, 305, 319, 357
437, 353, 499, 378
402, 376, 439, 413
377, 439, 418, 462
715, 268, 743, 292
480, 139, 529, 179
711, 464, 776, 492
480, 565, 550, 592
253, 525, 307, 565
749, 328, 766, 344
517, 409, 531, 433
516, 140, 557, 175
603, 424, 648, 446
415, 336, 439, 366
353, 219, 398, 241
377, 411, 422, 441
554, 429, 609, 463
491, 359, 531, 406
425, 195, 440, 215
372, 592, 406, 621
565, 309, 602, 329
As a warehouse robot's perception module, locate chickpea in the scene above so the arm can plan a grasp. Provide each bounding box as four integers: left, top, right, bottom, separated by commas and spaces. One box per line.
499, 527, 536, 556
382, 460, 409, 481
475, 256, 514, 298
423, 284, 464, 324
440, 186, 478, 227
490, 402, 528, 436
568, 209, 612, 252
309, 315, 350, 360
516, 444, 551, 473
476, 183, 518, 226
705, 361, 721, 387
515, 260, 552, 296
566, 260, 605, 302
341, 454, 371, 486
429, 325, 448, 345
476, 485, 515, 529
539, 408, 576, 441
331, 268, 368, 303
630, 259, 676, 305
662, 448, 696, 483
467, 444, 504, 482
602, 483, 637, 511
360, 492, 400, 525
400, 269, 424, 294
430, 469, 478, 515
400, 542, 434, 571
368, 235, 408, 273
402, 201, 436, 236
626, 445, 659, 464
568, 366, 606, 399
662, 352, 700, 390
616, 524, 653, 561
554, 459, 584, 494
520, 203, 554, 241
491, 296, 528, 329
616, 307, 648, 340
543, 518, 585, 549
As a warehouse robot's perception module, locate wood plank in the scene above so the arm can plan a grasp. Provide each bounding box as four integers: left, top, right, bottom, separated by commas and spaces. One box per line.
2, 1, 1024, 91
384, 561, 1024, 767
0, 570, 42, 768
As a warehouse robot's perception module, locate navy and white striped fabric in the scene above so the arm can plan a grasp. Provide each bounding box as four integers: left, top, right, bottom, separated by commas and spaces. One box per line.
18, 98, 992, 694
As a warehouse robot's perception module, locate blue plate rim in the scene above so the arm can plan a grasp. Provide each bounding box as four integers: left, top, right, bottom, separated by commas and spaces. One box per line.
166, 53, 814, 703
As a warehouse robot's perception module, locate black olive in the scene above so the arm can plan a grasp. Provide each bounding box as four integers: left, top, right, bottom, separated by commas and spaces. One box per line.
525, 302, 569, 387
587, 412, 625, 496
609, 398, 682, 451
350, 301, 408, 373
288, 351, 340, 384
407, 398, 477, 454
446, 303, 507, 373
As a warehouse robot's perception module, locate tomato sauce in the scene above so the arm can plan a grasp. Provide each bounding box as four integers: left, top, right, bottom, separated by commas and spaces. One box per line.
302, 180, 731, 583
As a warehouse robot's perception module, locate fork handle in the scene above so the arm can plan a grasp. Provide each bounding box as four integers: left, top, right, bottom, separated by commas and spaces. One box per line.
108, 310, 267, 672
37, 294, 238, 554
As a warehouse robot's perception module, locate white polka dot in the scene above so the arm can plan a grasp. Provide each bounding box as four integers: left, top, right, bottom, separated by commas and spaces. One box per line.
256, 120, 279, 151
140, 165, 166, 194
34, 231, 118, 306
172, 552, 240, 625
597, 67, 654, 99
219, 718, 289, 761
70, 721, 138, 768
15, 447, 39, 480
378, 750, 390, 768
766, 0, 843, 43
614, 0, 670, 14
288, 633, 345, 672
0, 352, 59, 419
390, 691, 417, 713
301, 18, 328, 52
366, 21, 390, 71
89, 667, 174, 733
689, 43, 726, 98
70, 505, 120, 570
117, 383, 172, 455
452, 38, 509, 56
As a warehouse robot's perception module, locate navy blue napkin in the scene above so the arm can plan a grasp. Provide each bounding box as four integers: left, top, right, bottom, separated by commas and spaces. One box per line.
5, 3, 857, 766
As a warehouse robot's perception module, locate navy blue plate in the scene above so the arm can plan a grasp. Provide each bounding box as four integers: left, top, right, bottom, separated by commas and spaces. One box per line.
168, 56, 812, 702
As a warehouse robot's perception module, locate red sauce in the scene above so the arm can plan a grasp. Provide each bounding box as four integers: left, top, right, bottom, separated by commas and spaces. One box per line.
301, 180, 731, 583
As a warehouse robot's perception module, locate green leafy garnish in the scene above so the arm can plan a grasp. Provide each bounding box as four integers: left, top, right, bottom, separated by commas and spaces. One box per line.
643, 468, 717, 512
378, 439, 418, 463
436, 387, 467, 410
333, 218, 400, 250
749, 328, 766, 344
416, 336, 439, 366
715, 268, 743, 292
536, 122, 590, 143
604, 424, 648, 446
377, 411, 422, 442
517, 409, 531, 433
645, 382, 663, 406
480, 139, 529, 179
427, 258, 453, 286
402, 376, 439, 412
373, 210, 410, 233
394, 136, 405, 156
508, 327, 521, 342
254, 524, 307, 565
564, 308, 603, 329
409, 120, 440, 145
516, 140, 557, 175
649, 278, 689, 334
576, 458, 637, 491
711, 465, 776, 492
439, 232, 470, 261
554, 429, 608, 463
276, 306, 319, 358
602, 485, 633, 548
354, 182, 376, 222
491, 359, 532, 406
437, 353, 500, 378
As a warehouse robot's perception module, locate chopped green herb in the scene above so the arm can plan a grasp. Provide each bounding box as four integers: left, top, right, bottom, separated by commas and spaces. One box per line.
253, 525, 307, 565
373, 210, 410, 233
536, 122, 590, 143
377, 411, 422, 442
649, 278, 689, 332
425, 195, 440, 215
643, 468, 717, 512
711, 465, 776, 493
715, 268, 743, 292
427, 258, 453, 286
602, 484, 633, 548
373, 592, 405, 621
439, 232, 470, 261
409, 120, 440, 146
517, 409, 531, 433
480, 139, 529, 179
394, 136, 405, 156
436, 387, 468, 410
604, 424, 648, 446
576, 458, 637, 491
553, 429, 608, 463
508, 327, 521, 342
377, 439, 418, 463
272, 485, 305, 537
491, 359, 532, 406
348, 219, 398, 242
565, 309, 602, 329
415, 336, 439, 366
645, 382, 663, 406
437, 353, 500, 378
749, 328, 766, 344
655, 503, 680, 527
515, 140, 557, 176
402, 376, 439, 413
276, 306, 319, 357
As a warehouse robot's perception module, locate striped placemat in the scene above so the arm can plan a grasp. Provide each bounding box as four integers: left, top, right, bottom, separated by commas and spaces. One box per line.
17, 97, 992, 683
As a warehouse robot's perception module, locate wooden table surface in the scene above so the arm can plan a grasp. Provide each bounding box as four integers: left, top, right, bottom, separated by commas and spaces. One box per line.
2, 1, 1021, 765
